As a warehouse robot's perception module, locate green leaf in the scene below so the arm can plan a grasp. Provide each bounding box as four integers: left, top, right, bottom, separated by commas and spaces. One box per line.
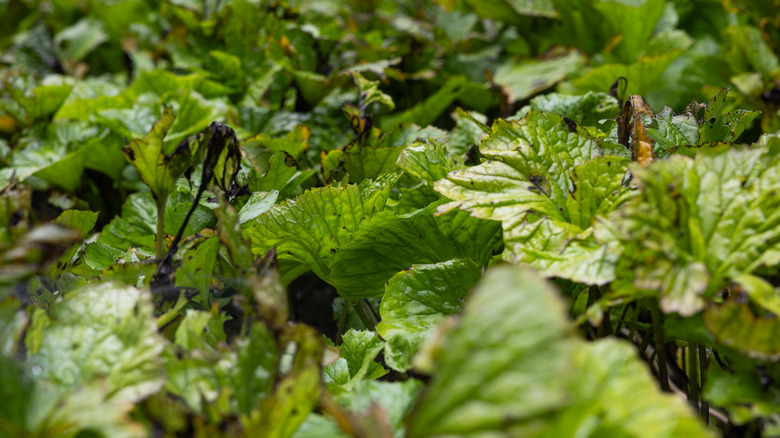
335, 379, 424, 436
122, 106, 195, 202
164, 193, 216, 236
238, 190, 279, 224
567, 52, 682, 105
0, 360, 147, 438
379, 76, 470, 130
29, 282, 167, 402
54, 209, 98, 237
493, 50, 584, 104
407, 265, 712, 437
543, 338, 714, 437
255, 324, 323, 438
173, 308, 228, 351
324, 329, 386, 391
242, 125, 310, 193
724, 25, 780, 78
294, 414, 348, 438
244, 172, 399, 285
396, 141, 466, 184
0, 138, 92, 192
377, 259, 482, 372
527, 91, 620, 127
465, 0, 558, 21
602, 146, 780, 316
165, 318, 277, 416
54, 17, 108, 62
406, 266, 574, 436
84, 242, 125, 270
8, 80, 73, 122
175, 235, 220, 300
329, 204, 501, 300
231, 322, 279, 415
704, 361, 780, 425
435, 111, 632, 284
351, 73, 395, 111
703, 299, 780, 360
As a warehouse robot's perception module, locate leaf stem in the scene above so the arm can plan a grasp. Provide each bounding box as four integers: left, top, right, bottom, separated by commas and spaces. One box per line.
698, 344, 709, 424
155, 195, 168, 260
650, 301, 670, 391
354, 299, 379, 332
687, 344, 700, 409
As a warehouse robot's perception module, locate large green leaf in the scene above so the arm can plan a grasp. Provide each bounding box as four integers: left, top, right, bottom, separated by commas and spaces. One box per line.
542, 339, 714, 437
601, 145, 780, 316
406, 266, 574, 436
377, 259, 482, 372
29, 282, 167, 402
329, 203, 501, 299
551, 0, 665, 63
244, 172, 399, 285
407, 265, 712, 437
0, 358, 146, 438
435, 111, 633, 284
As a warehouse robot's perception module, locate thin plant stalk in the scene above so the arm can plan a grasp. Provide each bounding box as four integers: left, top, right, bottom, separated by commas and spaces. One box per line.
354, 299, 379, 332
698, 344, 710, 424
155, 195, 167, 260
650, 302, 670, 391
688, 344, 700, 409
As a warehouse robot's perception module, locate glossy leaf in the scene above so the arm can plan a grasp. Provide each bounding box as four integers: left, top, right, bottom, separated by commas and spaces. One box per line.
330, 203, 500, 299
377, 259, 482, 372
244, 172, 399, 285
324, 329, 386, 391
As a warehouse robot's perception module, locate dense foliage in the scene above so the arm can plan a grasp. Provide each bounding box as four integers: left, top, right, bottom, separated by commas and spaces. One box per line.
2, 0, 780, 436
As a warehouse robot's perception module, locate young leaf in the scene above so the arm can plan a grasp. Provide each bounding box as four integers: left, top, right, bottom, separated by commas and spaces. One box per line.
324, 329, 386, 391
